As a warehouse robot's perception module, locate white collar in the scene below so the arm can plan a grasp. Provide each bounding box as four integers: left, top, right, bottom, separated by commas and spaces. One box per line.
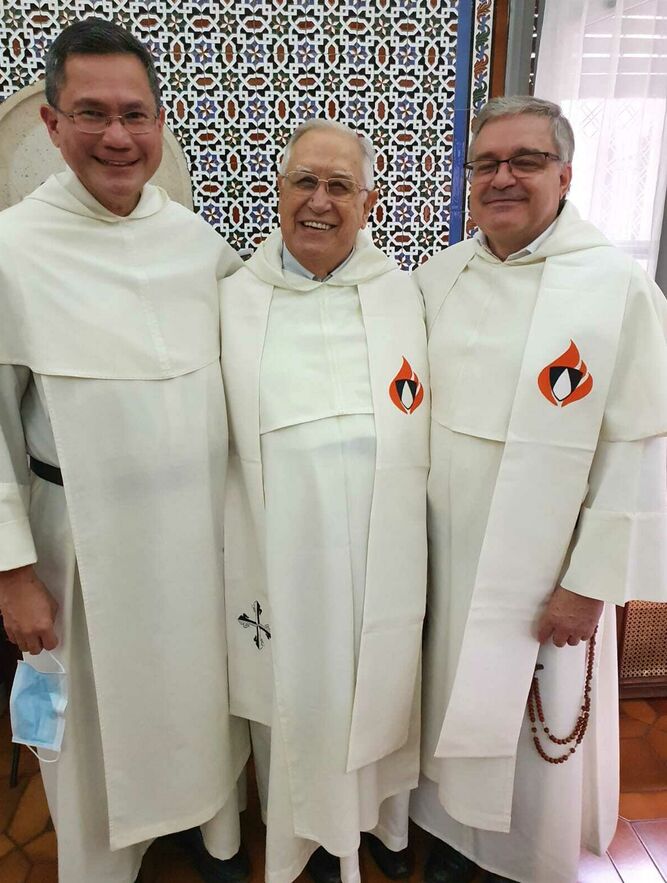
476, 217, 558, 261
281, 244, 355, 281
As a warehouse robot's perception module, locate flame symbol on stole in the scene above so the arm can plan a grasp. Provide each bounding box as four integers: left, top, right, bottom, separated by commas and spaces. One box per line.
389, 357, 424, 414
537, 340, 593, 407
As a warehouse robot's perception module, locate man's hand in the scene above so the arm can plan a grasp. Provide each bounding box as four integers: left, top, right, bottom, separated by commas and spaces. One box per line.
536, 585, 603, 648
0, 565, 58, 654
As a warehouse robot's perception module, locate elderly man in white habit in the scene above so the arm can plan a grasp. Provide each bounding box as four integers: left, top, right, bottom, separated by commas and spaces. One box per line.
220, 119, 430, 883
412, 96, 667, 883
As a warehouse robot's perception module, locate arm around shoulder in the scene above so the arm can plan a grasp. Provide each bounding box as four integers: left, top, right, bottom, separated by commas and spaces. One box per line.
414, 240, 476, 334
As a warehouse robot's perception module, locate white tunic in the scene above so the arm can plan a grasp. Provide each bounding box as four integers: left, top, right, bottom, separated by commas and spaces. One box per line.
0, 169, 249, 861
221, 230, 430, 882
411, 204, 667, 883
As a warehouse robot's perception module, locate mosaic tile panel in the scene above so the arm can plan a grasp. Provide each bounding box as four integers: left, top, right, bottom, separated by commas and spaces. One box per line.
0, 0, 495, 268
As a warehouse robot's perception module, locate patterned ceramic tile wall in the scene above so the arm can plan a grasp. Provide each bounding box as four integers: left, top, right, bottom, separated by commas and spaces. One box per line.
0, 0, 495, 268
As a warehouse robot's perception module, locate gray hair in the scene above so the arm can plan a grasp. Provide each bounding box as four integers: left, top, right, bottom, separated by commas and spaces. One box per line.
469, 96, 575, 163
279, 119, 376, 189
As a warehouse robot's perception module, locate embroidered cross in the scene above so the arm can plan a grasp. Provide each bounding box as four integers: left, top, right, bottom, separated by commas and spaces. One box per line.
238, 601, 271, 650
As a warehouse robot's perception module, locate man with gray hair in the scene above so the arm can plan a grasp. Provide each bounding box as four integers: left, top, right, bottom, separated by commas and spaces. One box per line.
221, 118, 430, 883
411, 96, 666, 882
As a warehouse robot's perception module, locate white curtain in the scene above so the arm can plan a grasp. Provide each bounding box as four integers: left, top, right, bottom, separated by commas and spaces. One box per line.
536, 0, 667, 276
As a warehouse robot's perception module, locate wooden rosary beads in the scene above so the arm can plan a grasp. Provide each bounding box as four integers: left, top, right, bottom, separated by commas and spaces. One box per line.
527, 626, 598, 764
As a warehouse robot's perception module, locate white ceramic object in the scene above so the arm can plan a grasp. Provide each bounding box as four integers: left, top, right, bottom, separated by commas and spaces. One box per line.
0, 79, 194, 210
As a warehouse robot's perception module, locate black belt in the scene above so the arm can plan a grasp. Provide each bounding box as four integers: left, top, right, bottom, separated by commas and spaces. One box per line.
29, 456, 63, 486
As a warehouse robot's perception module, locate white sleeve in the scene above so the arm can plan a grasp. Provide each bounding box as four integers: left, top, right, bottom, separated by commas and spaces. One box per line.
560, 435, 666, 604
0, 365, 37, 570
216, 239, 244, 281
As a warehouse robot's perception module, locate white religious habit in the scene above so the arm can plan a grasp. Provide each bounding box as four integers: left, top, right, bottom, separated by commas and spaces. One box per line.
0, 168, 249, 883
410, 202, 667, 883
221, 228, 430, 883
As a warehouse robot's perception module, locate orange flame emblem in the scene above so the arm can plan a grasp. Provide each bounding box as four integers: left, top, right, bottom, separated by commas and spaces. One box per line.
389, 357, 424, 414
538, 340, 593, 407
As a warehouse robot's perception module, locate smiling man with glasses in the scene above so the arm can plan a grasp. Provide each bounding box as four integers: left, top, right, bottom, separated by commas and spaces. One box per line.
220, 119, 429, 883
0, 18, 249, 883
412, 96, 666, 883
276, 121, 377, 280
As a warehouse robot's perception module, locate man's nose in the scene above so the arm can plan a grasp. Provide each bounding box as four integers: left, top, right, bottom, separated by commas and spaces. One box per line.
308, 180, 332, 209
490, 159, 517, 187
100, 118, 134, 147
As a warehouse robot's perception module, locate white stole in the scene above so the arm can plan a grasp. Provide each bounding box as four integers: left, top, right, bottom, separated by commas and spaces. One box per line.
221, 268, 430, 771
422, 243, 633, 759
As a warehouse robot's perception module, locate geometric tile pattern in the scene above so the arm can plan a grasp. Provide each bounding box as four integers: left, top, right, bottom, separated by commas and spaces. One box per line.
0, 0, 496, 268
620, 603, 667, 680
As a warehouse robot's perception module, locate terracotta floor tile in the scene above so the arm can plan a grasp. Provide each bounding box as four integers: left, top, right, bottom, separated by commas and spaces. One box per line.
22, 831, 57, 863
607, 818, 664, 882
648, 728, 667, 763
620, 791, 667, 821
8, 774, 51, 846
620, 737, 667, 792
623, 701, 659, 726
649, 699, 667, 716
619, 715, 650, 739
25, 865, 58, 883
578, 849, 622, 882
0, 776, 27, 833
633, 819, 667, 878
0, 750, 40, 783
0, 849, 30, 883
0, 833, 14, 859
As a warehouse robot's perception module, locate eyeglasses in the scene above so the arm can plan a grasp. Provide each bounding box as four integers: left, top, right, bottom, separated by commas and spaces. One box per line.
464, 151, 562, 182
281, 170, 369, 200
52, 106, 159, 135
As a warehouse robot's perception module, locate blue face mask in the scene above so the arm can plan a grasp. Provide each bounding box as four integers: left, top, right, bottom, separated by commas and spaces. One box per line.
10, 651, 68, 762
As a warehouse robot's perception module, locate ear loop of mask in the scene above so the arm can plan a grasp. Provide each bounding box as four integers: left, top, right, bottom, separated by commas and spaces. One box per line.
25, 744, 60, 763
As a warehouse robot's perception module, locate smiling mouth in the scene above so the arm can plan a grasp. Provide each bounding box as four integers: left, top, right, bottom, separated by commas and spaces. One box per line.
484, 197, 525, 205
301, 220, 334, 230
95, 158, 138, 167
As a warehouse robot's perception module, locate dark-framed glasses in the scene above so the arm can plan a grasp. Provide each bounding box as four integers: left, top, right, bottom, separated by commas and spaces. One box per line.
53, 107, 159, 135
464, 151, 562, 182
281, 170, 369, 200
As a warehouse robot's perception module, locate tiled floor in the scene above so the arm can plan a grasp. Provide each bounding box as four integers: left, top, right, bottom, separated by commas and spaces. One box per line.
0, 698, 666, 882
619, 697, 667, 821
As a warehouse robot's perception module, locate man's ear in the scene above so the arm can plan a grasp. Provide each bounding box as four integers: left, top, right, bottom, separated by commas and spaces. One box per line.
361, 188, 379, 228
559, 162, 573, 199
40, 104, 61, 147
157, 106, 166, 131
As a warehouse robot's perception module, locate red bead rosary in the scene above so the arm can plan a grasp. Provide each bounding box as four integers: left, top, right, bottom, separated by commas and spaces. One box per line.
527, 626, 598, 764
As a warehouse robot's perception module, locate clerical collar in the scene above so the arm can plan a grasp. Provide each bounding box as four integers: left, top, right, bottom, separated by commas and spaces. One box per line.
281, 244, 355, 281
476, 217, 558, 261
